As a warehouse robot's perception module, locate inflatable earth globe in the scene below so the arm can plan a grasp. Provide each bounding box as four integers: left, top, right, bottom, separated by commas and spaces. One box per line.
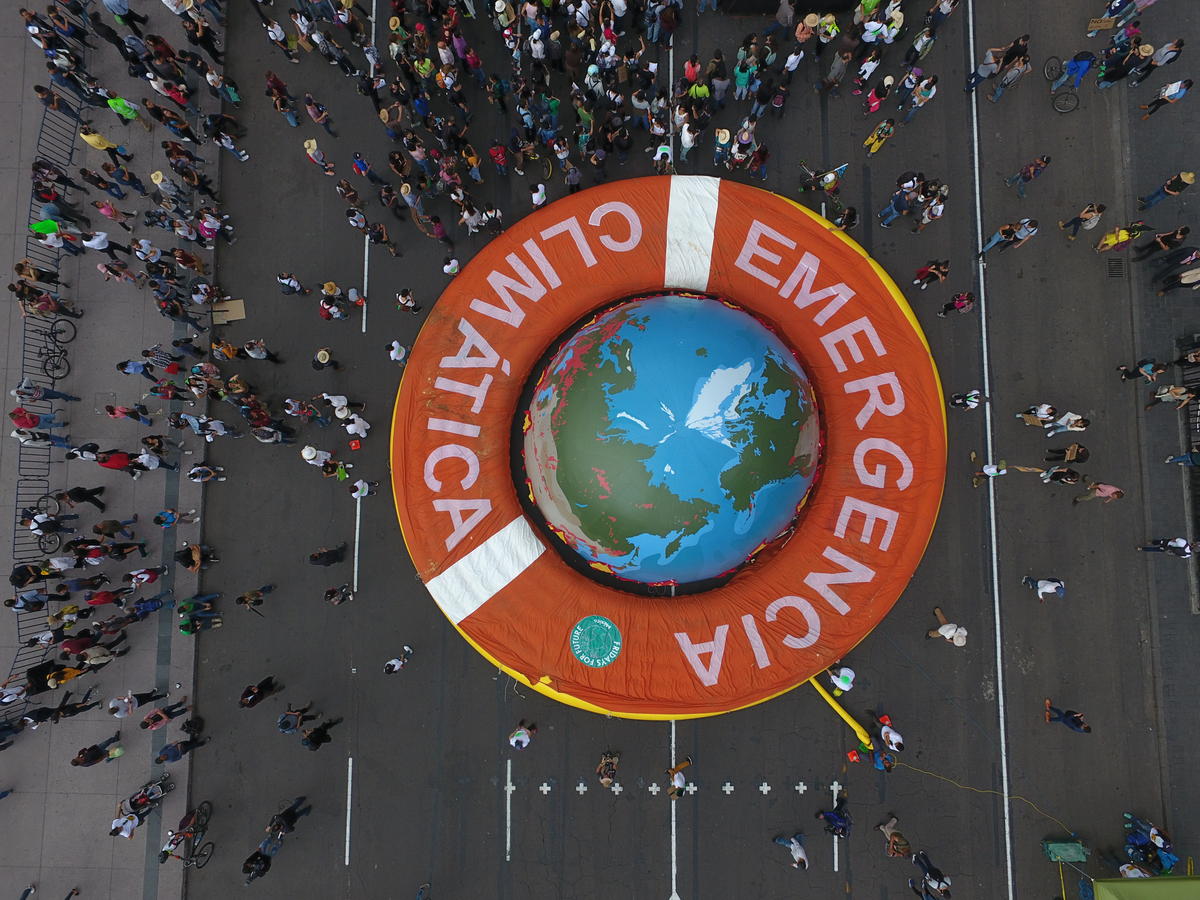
519, 292, 821, 590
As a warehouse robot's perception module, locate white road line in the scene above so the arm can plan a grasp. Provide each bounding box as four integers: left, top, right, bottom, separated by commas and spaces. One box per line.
344, 755, 354, 866
505, 758, 514, 862
352, 495, 363, 592
964, 2, 1015, 898
361, 233, 370, 334
829, 781, 839, 872
669, 720, 679, 900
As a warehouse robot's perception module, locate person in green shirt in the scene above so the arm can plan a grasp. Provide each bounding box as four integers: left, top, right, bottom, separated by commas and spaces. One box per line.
107, 96, 151, 132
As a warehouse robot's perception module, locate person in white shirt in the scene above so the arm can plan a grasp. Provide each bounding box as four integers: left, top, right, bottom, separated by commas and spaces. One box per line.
772, 832, 809, 870
344, 414, 371, 439
386, 341, 408, 364
530, 183, 548, 207
927, 607, 967, 646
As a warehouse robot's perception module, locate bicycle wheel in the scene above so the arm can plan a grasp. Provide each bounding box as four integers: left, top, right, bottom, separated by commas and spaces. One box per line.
191, 842, 214, 869
541, 156, 554, 180
49, 318, 77, 345
1043, 56, 1063, 81
42, 352, 70, 380
35, 493, 61, 515
1053, 91, 1079, 113
37, 533, 62, 554
194, 801, 213, 830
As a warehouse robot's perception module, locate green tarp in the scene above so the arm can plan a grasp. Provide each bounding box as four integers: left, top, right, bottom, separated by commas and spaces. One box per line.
1094, 877, 1200, 899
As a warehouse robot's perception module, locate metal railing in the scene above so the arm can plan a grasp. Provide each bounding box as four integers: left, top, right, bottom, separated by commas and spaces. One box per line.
3, 3, 91, 725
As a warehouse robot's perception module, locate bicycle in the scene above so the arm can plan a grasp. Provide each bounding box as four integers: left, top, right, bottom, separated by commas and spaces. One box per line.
1043, 56, 1080, 113
519, 143, 555, 180
36, 532, 62, 554
34, 492, 62, 516
29, 317, 76, 379
160, 800, 214, 869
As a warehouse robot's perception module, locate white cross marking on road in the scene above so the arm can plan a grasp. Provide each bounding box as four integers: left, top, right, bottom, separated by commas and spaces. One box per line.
684, 783, 698, 795
538, 783, 551, 795
721, 782, 735, 795
759, 782, 772, 795
611, 782, 623, 795
648, 783, 661, 795
575, 782, 588, 795
795, 782, 808, 794
830, 780, 843, 799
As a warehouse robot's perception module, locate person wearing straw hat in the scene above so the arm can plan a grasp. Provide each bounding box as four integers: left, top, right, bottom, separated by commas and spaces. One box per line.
1137, 170, 1194, 210
303, 138, 335, 175
311, 348, 341, 371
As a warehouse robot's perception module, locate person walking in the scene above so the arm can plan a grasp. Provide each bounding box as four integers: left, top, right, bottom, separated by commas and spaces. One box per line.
383, 647, 415, 673
268, 797, 312, 835
1134, 226, 1190, 261
814, 790, 851, 837
70, 732, 122, 766
236, 585, 276, 613
301, 718, 342, 751
902, 75, 938, 124
1140, 79, 1192, 119
277, 702, 317, 734
239, 676, 281, 708
79, 125, 133, 167
108, 687, 167, 718
910, 851, 953, 898
912, 260, 950, 290
773, 832, 809, 869
155, 734, 209, 763
1044, 698, 1091, 733
862, 118, 895, 156
1138, 171, 1194, 210
926, 607, 967, 645
1059, 202, 1105, 241
876, 815, 912, 858
989, 54, 1030, 102
937, 291, 976, 317
508, 719, 537, 749
1137, 537, 1194, 557
665, 755, 693, 798
1073, 479, 1124, 504
1021, 575, 1065, 602
978, 218, 1038, 258
1005, 155, 1051, 198
396, 289, 422, 315
1145, 384, 1195, 410
140, 697, 190, 730
964, 44, 1006, 91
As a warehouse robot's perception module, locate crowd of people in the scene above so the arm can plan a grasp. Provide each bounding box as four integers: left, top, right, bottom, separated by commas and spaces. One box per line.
4, 0, 1194, 894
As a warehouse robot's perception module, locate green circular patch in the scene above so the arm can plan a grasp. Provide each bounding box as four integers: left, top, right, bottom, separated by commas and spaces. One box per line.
570, 615, 622, 668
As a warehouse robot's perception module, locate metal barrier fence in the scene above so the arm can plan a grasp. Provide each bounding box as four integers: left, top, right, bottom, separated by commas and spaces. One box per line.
3, 5, 91, 724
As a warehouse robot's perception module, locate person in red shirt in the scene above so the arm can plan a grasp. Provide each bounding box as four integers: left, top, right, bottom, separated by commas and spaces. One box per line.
96, 450, 147, 478
84, 587, 135, 607
9, 407, 67, 429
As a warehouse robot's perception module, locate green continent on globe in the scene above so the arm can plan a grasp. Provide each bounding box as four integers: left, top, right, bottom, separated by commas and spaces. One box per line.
521, 293, 820, 585
719, 352, 816, 513
543, 309, 719, 560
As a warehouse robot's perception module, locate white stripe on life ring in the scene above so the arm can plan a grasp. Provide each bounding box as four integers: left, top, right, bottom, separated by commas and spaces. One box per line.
425, 516, 546, 625
664, 175, 720, 292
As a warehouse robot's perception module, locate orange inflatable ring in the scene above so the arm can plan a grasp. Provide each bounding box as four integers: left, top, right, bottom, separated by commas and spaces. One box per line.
392, 176, 946, 719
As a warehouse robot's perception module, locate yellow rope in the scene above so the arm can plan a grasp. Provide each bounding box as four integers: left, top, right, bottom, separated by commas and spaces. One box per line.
1058, 861, 1067, 898
894, 761, 1075, 833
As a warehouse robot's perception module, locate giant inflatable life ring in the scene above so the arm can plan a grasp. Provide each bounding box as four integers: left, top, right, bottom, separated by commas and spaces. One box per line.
391, 176, 945, 719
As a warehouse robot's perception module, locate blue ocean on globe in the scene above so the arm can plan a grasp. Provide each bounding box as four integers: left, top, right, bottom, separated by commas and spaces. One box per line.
522, 293, 821, 585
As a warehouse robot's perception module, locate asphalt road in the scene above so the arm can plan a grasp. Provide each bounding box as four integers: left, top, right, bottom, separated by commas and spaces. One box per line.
184, 1, 1200, 898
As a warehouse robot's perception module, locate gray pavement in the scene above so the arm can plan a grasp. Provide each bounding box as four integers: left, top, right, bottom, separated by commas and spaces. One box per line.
0, 5, 214, 898
3, 0, 1199, 898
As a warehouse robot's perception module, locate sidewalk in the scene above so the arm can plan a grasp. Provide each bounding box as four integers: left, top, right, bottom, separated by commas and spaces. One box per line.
0, 6, 224, 897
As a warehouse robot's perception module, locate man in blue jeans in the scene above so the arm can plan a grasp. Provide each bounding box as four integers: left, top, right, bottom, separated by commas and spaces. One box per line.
877, 188, 912, 227
1043, 698, 1091, 732
1139, 171, 1194, 210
